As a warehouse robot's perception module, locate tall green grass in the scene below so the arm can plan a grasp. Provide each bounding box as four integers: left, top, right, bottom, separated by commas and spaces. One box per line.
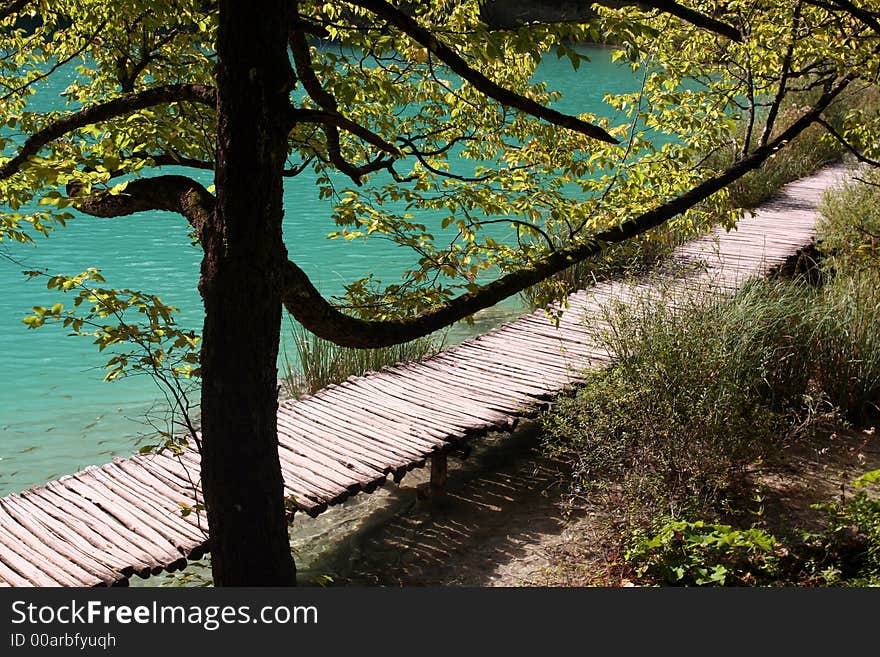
540, 278, 822, 520
818, 167, 880, 272
814, 170, 880, 418
280, 315, 446, 398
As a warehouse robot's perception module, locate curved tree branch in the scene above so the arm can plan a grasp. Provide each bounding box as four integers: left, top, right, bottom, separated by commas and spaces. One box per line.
69, 174, 216, 239
130, 151, 215, 171
481, 0, 742, 41
0, 84, 216, 180
293, 108, 402, 156
282, 76, 850, 347
805, 0, 880, 34
345, 0, 620, 144
288, 18, 402, 184
817, 117, 880, 167
623, 2, 742, 42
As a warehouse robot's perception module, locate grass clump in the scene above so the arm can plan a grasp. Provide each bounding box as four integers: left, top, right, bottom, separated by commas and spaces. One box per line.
540, 279, 819, 520
819, 172, 880, 272
807, 271, 880, 421
281, 316, 445, 398
814, 171, 880, 420
540, 266, 880, 522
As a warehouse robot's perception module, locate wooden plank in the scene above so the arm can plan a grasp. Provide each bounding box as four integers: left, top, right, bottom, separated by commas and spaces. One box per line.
0, 496, 122, 584
273, 435, 375, 493
432, 354, 555, 397
95, 465, 207, 545
455, 344, 576, 385
23, 487, 154, 576
9, 492, 129, 580
0, 501, 99, 586
446, 346, 568, 390
302, 392, 447, 450
0, 523, 64, 586
418, 358, 540, 402
0, 552, 32, 587
385, 364, 522, 417
276, 410, 400, 472
354, 377, 483, 432
271, 453, 350, 501
276, 416, 385, 482
475, 331, 588, 365
35, 483, 163, 572
289, 398, 434, 457
382, 369, 513, 423
402, 361, 530, 411
278, 412, 407, 471
346, 380, 471, 436
277, 425, 388, 482
61, 472, 181, 560
82, 467, 201, 554
130, 456, 203, 503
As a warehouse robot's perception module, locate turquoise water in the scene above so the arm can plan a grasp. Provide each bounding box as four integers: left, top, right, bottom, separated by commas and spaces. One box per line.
0, 46, 639, 495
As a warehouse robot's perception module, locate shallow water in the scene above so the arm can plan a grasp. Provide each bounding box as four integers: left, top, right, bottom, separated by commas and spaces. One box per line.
0, 46, 639, 495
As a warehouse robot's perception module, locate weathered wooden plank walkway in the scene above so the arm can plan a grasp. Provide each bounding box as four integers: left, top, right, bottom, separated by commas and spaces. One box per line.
0, 164, 847, 586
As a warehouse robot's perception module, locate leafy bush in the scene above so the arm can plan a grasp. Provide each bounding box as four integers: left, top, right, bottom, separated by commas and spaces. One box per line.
625, 519, 782, 586
623, 470, 880, 587
804, 469, 880, 585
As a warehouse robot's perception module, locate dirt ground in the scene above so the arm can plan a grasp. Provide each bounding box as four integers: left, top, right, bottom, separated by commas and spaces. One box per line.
291, 420, 880, 587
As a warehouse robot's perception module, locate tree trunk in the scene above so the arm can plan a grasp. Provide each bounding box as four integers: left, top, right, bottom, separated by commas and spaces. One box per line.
199, 0, 296, 585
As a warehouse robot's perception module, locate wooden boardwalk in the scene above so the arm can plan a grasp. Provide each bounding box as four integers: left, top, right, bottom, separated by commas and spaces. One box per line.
0, 165, 847, 586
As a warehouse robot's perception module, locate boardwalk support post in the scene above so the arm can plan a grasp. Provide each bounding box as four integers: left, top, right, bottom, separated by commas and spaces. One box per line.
430, 452, 448, 499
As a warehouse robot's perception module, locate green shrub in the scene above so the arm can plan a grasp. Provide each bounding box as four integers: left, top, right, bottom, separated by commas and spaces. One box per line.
805, 469, 880, 586
625, 519, 782, 586
624, 470, 880, 587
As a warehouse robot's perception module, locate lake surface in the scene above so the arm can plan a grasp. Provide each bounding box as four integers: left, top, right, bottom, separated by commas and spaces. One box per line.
0, 46, 640, 495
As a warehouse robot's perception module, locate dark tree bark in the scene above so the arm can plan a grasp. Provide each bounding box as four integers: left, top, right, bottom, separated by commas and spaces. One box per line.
198, 0, 296, 586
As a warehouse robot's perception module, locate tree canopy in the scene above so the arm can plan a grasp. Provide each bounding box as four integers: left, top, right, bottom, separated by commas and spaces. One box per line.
1, 0, 878, 584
